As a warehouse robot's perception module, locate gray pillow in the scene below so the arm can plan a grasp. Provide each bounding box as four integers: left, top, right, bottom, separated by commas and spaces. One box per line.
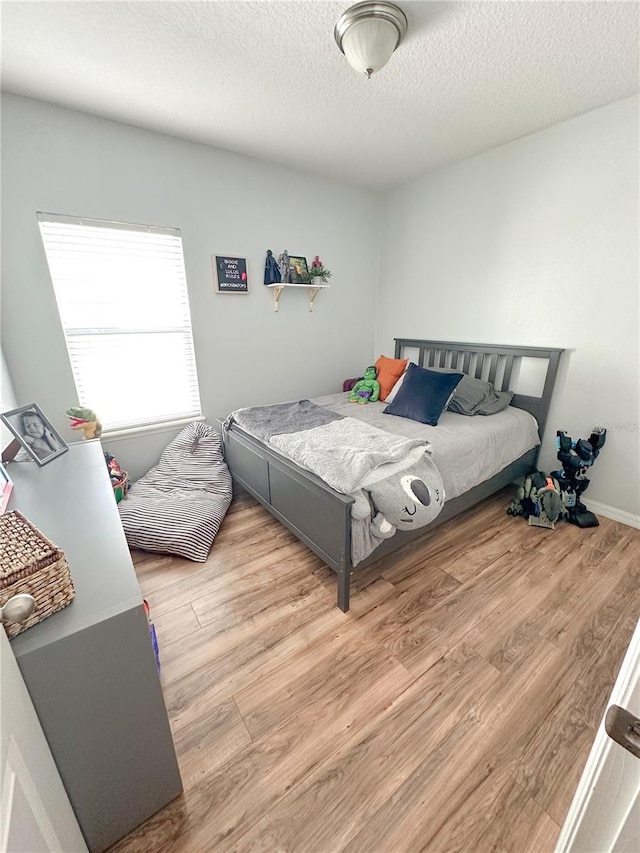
430, 367, 513, 416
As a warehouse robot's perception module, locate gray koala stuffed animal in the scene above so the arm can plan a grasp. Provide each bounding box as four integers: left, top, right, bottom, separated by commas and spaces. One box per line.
351, 450, 445, 565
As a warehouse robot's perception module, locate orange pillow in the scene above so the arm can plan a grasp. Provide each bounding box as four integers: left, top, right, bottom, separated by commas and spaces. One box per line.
375, 355, 408, 401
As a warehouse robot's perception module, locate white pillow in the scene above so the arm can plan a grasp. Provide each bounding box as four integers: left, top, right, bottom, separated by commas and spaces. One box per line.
385, 364, 412, 403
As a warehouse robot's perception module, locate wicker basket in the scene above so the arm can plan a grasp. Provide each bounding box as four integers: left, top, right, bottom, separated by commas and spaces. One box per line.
0, 511, 75, 638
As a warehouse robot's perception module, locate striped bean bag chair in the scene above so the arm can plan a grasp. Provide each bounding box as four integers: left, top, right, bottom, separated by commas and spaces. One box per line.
118, 421, 233, 561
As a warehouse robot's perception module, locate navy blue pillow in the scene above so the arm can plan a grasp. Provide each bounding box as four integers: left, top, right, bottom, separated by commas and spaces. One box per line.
383, 363, 464, 426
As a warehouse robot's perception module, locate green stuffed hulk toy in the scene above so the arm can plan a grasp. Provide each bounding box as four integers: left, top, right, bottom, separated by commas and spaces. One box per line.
349, 366, 381, 404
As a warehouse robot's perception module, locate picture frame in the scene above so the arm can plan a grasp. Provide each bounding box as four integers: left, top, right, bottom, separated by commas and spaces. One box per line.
288, 255, 310, 284
0, 463, 13, 513
213, 254, 249, 294
0, 403, 69, 467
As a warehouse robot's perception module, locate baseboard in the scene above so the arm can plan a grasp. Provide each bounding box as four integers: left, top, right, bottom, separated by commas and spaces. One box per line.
585, 500, 640, 529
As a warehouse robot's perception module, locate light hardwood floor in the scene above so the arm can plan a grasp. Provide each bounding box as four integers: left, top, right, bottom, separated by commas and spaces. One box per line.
109, 486, 639, 853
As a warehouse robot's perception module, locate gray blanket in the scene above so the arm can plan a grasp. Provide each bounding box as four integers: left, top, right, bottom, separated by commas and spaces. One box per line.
270, 417, 428, 495
228, 400, 342, 442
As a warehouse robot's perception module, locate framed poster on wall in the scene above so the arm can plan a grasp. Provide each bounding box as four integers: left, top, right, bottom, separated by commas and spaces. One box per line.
212, 255, 248, 294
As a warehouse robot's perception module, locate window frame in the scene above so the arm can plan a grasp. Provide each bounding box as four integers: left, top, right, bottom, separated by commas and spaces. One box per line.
38, 211, 203, 435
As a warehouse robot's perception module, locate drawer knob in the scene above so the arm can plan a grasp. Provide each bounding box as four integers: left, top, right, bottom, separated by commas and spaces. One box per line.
0, 593, 36, 625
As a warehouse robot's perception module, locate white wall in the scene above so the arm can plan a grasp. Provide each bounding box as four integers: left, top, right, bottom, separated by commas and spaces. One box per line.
3, 94, 638, 518
1, 94, 380, 478
377, 97, 639, 518
1, 350, 18, 450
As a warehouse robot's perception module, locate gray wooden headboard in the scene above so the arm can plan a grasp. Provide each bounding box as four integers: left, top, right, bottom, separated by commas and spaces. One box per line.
394, 338, 564, 441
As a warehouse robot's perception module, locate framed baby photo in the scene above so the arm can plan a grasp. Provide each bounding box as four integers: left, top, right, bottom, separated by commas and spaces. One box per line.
1, 403, 69, 466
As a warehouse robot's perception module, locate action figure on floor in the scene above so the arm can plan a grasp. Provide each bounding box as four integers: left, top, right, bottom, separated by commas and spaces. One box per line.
506, 470, 567, 529
551, 427, 606, 528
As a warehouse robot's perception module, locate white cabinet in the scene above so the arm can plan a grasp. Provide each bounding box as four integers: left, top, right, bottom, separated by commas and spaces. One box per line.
6, 441, 182, 852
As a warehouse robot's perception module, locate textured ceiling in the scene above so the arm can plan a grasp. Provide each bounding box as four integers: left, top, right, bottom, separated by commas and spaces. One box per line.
1, 1, 638, 190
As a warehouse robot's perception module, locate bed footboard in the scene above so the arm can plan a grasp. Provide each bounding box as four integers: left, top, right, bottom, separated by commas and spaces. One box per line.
220, 419, 535, 613
219, 421, 354, 603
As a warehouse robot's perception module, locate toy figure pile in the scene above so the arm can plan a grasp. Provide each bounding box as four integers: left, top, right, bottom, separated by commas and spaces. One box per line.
507, 427, 606, 529
105, 453, 129, 503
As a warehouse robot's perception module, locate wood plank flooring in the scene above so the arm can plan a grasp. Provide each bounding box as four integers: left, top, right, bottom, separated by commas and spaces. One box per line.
109, 487, 639, 853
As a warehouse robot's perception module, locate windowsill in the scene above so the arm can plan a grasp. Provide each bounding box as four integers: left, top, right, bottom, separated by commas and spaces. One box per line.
102, 415, 206, 442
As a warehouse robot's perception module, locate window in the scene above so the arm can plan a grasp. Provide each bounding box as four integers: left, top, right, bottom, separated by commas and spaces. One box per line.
38, 212, 202, 432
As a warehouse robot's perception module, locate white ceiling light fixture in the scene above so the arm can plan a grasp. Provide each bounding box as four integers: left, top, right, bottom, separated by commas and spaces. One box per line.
334, 1, 408, 79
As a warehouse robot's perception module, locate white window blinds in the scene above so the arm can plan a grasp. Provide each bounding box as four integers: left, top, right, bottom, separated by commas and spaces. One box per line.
38, 212, 202, 432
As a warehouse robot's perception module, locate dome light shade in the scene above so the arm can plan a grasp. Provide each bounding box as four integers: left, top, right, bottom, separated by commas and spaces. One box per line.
334, 2, 408, 79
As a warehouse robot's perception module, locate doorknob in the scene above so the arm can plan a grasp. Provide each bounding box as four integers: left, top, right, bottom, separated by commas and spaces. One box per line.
605, 704, 640, 758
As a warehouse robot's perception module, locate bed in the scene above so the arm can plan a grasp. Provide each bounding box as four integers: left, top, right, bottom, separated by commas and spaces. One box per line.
220, 339, 563, 611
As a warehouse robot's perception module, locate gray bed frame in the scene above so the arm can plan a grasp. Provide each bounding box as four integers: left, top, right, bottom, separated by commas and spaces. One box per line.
221, 339, 563, 612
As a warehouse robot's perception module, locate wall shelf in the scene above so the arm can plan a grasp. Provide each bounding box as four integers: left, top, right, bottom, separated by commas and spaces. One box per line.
266, 282, 330, 312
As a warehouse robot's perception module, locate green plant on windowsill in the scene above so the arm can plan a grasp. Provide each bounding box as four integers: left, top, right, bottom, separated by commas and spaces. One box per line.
309, 256, 332, 284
